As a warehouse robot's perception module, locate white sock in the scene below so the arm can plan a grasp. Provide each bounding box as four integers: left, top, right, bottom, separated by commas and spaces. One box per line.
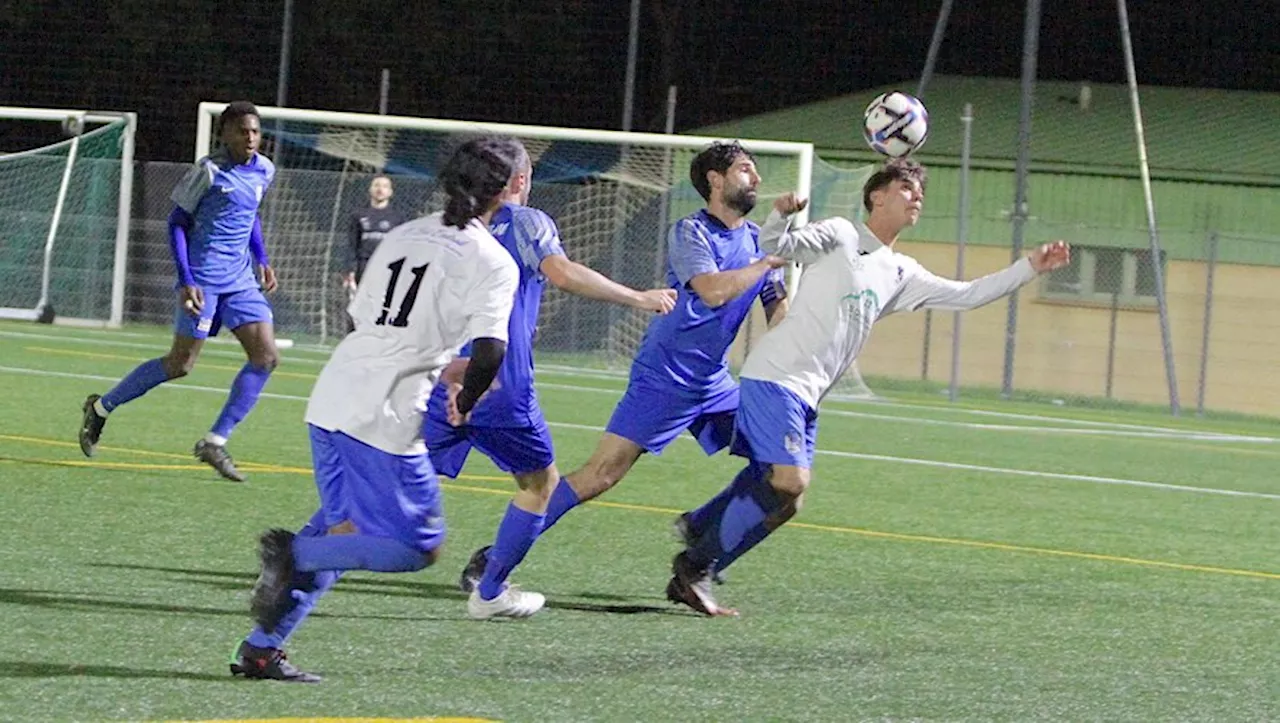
93, 399, 109, 417
204, 432, 228, 447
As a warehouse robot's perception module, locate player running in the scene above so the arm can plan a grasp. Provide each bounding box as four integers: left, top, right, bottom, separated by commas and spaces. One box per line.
78, 101, 279, 482
463, 141, 789, 568
423, 140, 677, 618
229, 136, 524, 682
667, 158, 1071, 616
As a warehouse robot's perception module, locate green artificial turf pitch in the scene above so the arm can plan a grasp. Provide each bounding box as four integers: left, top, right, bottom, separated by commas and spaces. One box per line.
0, 321, 1276, 721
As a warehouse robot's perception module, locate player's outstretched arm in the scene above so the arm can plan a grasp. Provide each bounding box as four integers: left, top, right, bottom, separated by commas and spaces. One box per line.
889, 241, 1072, 313
760, 194, 852, 264
686, 257, 788, 309
540, 255, 676, 314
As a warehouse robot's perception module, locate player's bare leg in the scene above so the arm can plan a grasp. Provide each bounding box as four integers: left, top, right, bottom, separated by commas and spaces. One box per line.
195, 321, 279, 481
161, 333, 206, 379
564, 433, 644, 501
465, 464, 556, 619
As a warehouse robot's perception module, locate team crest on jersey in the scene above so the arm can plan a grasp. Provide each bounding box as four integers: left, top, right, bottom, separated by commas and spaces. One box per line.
783, 430, 803, 455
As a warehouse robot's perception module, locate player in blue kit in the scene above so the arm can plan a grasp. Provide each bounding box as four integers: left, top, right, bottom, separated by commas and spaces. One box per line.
465, 141, 789, 568
230, 137, 525, 682
78, 101, 279, 482
424, 140, 677, 618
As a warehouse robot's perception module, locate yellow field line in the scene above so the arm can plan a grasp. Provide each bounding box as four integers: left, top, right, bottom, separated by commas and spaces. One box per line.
27, 346, 318, 381
178, 718, 494, 723
0, 433, 514, 481
2, 432, 1276, 582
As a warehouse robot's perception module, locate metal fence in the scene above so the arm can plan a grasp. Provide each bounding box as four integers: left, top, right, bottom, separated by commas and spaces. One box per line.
115, 156, 1280, 418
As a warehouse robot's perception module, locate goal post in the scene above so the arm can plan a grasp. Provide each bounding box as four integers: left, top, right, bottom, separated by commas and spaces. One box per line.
196, 102, 814, 353
0, 107, 136, 328
190, 103, 872, 398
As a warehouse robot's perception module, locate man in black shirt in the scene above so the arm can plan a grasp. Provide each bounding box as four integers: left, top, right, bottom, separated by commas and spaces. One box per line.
343, 175, 408, 294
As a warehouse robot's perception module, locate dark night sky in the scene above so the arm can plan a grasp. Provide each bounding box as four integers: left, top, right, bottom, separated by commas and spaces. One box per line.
1, 0, 1276, 160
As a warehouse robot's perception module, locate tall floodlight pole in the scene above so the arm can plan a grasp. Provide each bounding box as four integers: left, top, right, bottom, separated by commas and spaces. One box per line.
1001, 0, 1042, 398
1117, 0, 1179, 415
276, 0, 294, 108
917, 0, 955, 98
621, 0, 641, 131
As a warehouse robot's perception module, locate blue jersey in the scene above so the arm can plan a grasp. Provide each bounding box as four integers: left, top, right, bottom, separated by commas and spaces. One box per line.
460, 203, 565, 427
631, 209, 785, 395
170, 149, 276, 293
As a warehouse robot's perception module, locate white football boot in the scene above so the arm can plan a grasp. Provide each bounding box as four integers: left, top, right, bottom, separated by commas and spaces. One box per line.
467, 584, 546, 620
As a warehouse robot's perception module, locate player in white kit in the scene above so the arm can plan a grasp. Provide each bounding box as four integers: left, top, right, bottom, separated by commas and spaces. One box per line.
230, 137, 530, 682
666, 159, 1071, 616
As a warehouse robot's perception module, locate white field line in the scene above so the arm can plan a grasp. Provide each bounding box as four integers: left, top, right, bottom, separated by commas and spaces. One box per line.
5, 327, 1275, 442
0, 329, 329, 365
538, 382, 1275, 443
828, 396, 1243, 436
3, 364, 1278, 502
10, 327, 1274, 440
820, 408, 1278, 443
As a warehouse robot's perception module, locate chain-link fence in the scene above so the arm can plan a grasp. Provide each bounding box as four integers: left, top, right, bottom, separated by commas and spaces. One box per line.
851, 207, 1280, 417
119, 155, 1280, 417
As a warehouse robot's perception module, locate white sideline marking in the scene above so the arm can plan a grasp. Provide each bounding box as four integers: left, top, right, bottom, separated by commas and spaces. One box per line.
4, 364, 1277, 502
0, 329, 328, 365
5, 326, 1276, 442
537, 382, 1277, 444
9, 326, 1273, 440
820, 408, 1278, 443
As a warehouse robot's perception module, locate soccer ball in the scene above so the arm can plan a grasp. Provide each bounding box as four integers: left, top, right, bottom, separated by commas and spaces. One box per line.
862, 91, 929, 158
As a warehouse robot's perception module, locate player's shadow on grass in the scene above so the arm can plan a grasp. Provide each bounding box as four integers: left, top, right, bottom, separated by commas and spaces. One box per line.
0, 660, 231, 682
0, 587, 250, 618
93, 563, 680, 616
0, 587, 451, 624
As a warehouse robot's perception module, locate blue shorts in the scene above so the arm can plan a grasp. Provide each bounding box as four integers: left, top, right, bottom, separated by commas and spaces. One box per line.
307, 425, 446, 554
730, 378, 819, 469
173, 286, 273, 339
605, 372, 738, 456
423, 411, 556, 479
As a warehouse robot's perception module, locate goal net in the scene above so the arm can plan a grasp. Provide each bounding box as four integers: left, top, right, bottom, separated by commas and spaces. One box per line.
0, 108, 135, 326
192, 103, 878, 396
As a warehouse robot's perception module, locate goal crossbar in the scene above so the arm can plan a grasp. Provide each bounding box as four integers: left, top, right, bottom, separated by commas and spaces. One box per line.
0, 107, 136, 327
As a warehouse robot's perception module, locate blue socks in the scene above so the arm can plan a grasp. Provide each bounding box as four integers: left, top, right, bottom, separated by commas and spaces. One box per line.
245, 569, 340, 649
292, 534, 428, 573
211, 363, 272, 439
478, 503, 545, 601
685, 463, 760, 535
687, 462, 784, 570
538, 477, 580, 532
100, 359, 272, 444
245, 509, 342, 649
101, 358, 170, 412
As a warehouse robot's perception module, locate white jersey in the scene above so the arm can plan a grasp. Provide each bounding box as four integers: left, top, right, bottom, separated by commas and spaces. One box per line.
305, 212, 519, 455
740, 210, 1037, 409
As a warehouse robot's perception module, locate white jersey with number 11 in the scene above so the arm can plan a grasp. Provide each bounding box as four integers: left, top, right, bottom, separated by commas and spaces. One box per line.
305, 211, 519, 456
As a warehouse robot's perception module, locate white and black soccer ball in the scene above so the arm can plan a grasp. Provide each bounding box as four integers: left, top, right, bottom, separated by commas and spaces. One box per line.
862, 91, 929, 158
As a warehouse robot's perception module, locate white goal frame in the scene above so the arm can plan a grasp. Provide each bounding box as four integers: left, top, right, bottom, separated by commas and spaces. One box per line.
0, 106, 136, 328
194, 103, 816, 356
194, 103, 815, 216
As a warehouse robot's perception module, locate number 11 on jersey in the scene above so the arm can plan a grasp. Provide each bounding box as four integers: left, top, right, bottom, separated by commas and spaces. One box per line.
376, 257, 428, 327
